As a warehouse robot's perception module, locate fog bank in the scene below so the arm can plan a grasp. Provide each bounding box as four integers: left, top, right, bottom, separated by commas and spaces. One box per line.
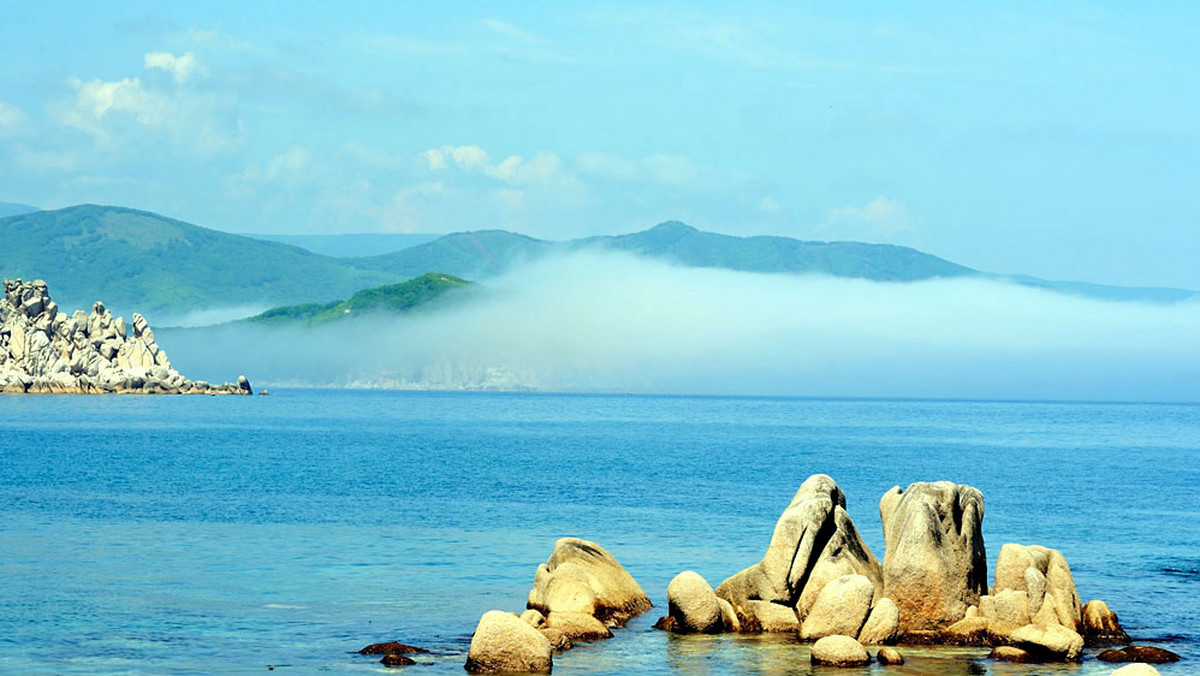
164, 252, 1200, 402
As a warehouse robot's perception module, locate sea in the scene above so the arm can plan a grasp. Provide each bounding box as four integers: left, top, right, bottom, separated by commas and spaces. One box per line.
0, 390, 1196, 675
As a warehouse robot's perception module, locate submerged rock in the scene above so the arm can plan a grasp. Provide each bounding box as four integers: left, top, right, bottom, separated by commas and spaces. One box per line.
359, 641, 426, 655
465, 610, 552, 674
989, 646, 1034, 662
879, 481, 987, 633
1097, 645, 1181, 664
379, 653, 415, 667
527, 538, 651, 627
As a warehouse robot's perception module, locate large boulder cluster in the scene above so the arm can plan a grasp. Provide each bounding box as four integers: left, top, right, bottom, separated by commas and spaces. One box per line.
653, 473, 1153, 668
1, 278, 249, 395
465, 538, 651, 673
447, 476, 1174, 673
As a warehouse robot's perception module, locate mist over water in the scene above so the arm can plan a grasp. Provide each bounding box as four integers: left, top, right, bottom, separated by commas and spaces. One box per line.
166, 252, 1200, 401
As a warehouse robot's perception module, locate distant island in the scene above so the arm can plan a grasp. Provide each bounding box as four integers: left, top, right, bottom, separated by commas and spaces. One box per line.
0, 278, 250, 395
244, 273, 472, 327
1, 204, 1193, 320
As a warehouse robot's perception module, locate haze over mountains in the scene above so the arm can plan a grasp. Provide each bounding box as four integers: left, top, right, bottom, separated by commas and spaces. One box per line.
0, 204, 1193, 323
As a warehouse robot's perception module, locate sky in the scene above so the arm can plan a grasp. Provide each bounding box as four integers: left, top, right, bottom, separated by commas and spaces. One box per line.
1, 1, 1198, 288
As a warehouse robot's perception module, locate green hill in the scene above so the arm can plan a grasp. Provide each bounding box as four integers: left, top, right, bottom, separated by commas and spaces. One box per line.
0, 205, 397, 317
347, 230, 553, 280
246, 273, 472, 326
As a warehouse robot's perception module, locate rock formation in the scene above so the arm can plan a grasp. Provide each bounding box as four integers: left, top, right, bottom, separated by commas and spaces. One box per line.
526, 537, 652, 627
464, 611, 552, 674
799, 574, 875, 640
879, 481, 987, 634
715, 474, 882, 631
0, 278, 248, 395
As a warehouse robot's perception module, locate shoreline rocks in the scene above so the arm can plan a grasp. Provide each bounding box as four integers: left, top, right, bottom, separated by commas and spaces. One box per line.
1, 278, 249, 395
526, 538, 652, 627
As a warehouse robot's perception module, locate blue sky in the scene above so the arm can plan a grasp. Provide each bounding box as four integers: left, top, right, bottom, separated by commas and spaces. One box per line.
1, 1, 1197, 287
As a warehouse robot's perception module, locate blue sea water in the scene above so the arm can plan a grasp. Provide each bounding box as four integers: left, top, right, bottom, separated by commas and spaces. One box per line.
0, 390, 1197, 675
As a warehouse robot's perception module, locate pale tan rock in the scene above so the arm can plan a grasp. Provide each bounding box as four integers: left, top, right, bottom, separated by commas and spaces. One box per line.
464, 610, 552, 674
858, 598, 900, 645
716, 474, 881, 629
667, 571, 722, 633
526, 537, 651, 627
538, 627, 571, 652
520, 609, 545, 628
716, 598, 740, 632
544, 611, 612, 642
1109, 665, 1161, 676
994, 543, 1082, 630
743, 600, 799, 632
810, 634, 870, 667
1010, 622, 1084, 661
989, 646, 1034, 662
879, 481, 987, 633
800, 574, 874, 640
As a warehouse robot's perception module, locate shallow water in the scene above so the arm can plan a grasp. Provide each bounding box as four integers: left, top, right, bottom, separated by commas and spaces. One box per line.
0, 391, 1196, 674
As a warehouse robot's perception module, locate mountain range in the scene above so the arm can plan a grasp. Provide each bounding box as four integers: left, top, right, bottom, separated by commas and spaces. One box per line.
0, 204, 1192, 321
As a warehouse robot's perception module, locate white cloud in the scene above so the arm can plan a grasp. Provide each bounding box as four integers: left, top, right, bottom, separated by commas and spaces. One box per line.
820, 196, 915, 243
759, 197, 781, 213
52, 54, 242, 157
0, 102, 27, 135
144, 52, 201, 84
422, 145, 571, 187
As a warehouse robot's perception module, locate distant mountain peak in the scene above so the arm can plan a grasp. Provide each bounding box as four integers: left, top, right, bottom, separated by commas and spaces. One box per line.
648, 220, 697, 234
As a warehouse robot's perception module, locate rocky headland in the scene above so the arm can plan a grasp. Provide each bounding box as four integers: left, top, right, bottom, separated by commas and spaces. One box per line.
446, 474, 1181, 674
1, 278, 249, 395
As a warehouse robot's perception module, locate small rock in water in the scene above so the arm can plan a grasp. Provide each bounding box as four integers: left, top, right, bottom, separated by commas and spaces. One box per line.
652, 615, 678, 632
1097, 645, 1181, 663
810, 635, 871, 667
380, 653, 415, 667
359, 641, 426, 655
876, 647, 904, 665
989, 646, 1033, 662
1109, 664, 1162, 675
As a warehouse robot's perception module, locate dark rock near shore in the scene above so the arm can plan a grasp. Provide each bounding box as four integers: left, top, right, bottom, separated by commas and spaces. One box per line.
652, 615, 678, 631
1097, 645, 1181, 664
380, 653, 415, 667
359, 641, 427, 655
876, 647, 905, 665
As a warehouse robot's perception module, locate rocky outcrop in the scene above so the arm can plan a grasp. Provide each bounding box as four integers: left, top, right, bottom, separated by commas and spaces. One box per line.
715, 474, 882, 631
879, 481, 987, 634
527, 538, 651, 627
810, 635, 870, 667
666, 571, 723, 633
464, 611, 552, 674
992, 543, 1082, 630
0, 278, 248, 395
